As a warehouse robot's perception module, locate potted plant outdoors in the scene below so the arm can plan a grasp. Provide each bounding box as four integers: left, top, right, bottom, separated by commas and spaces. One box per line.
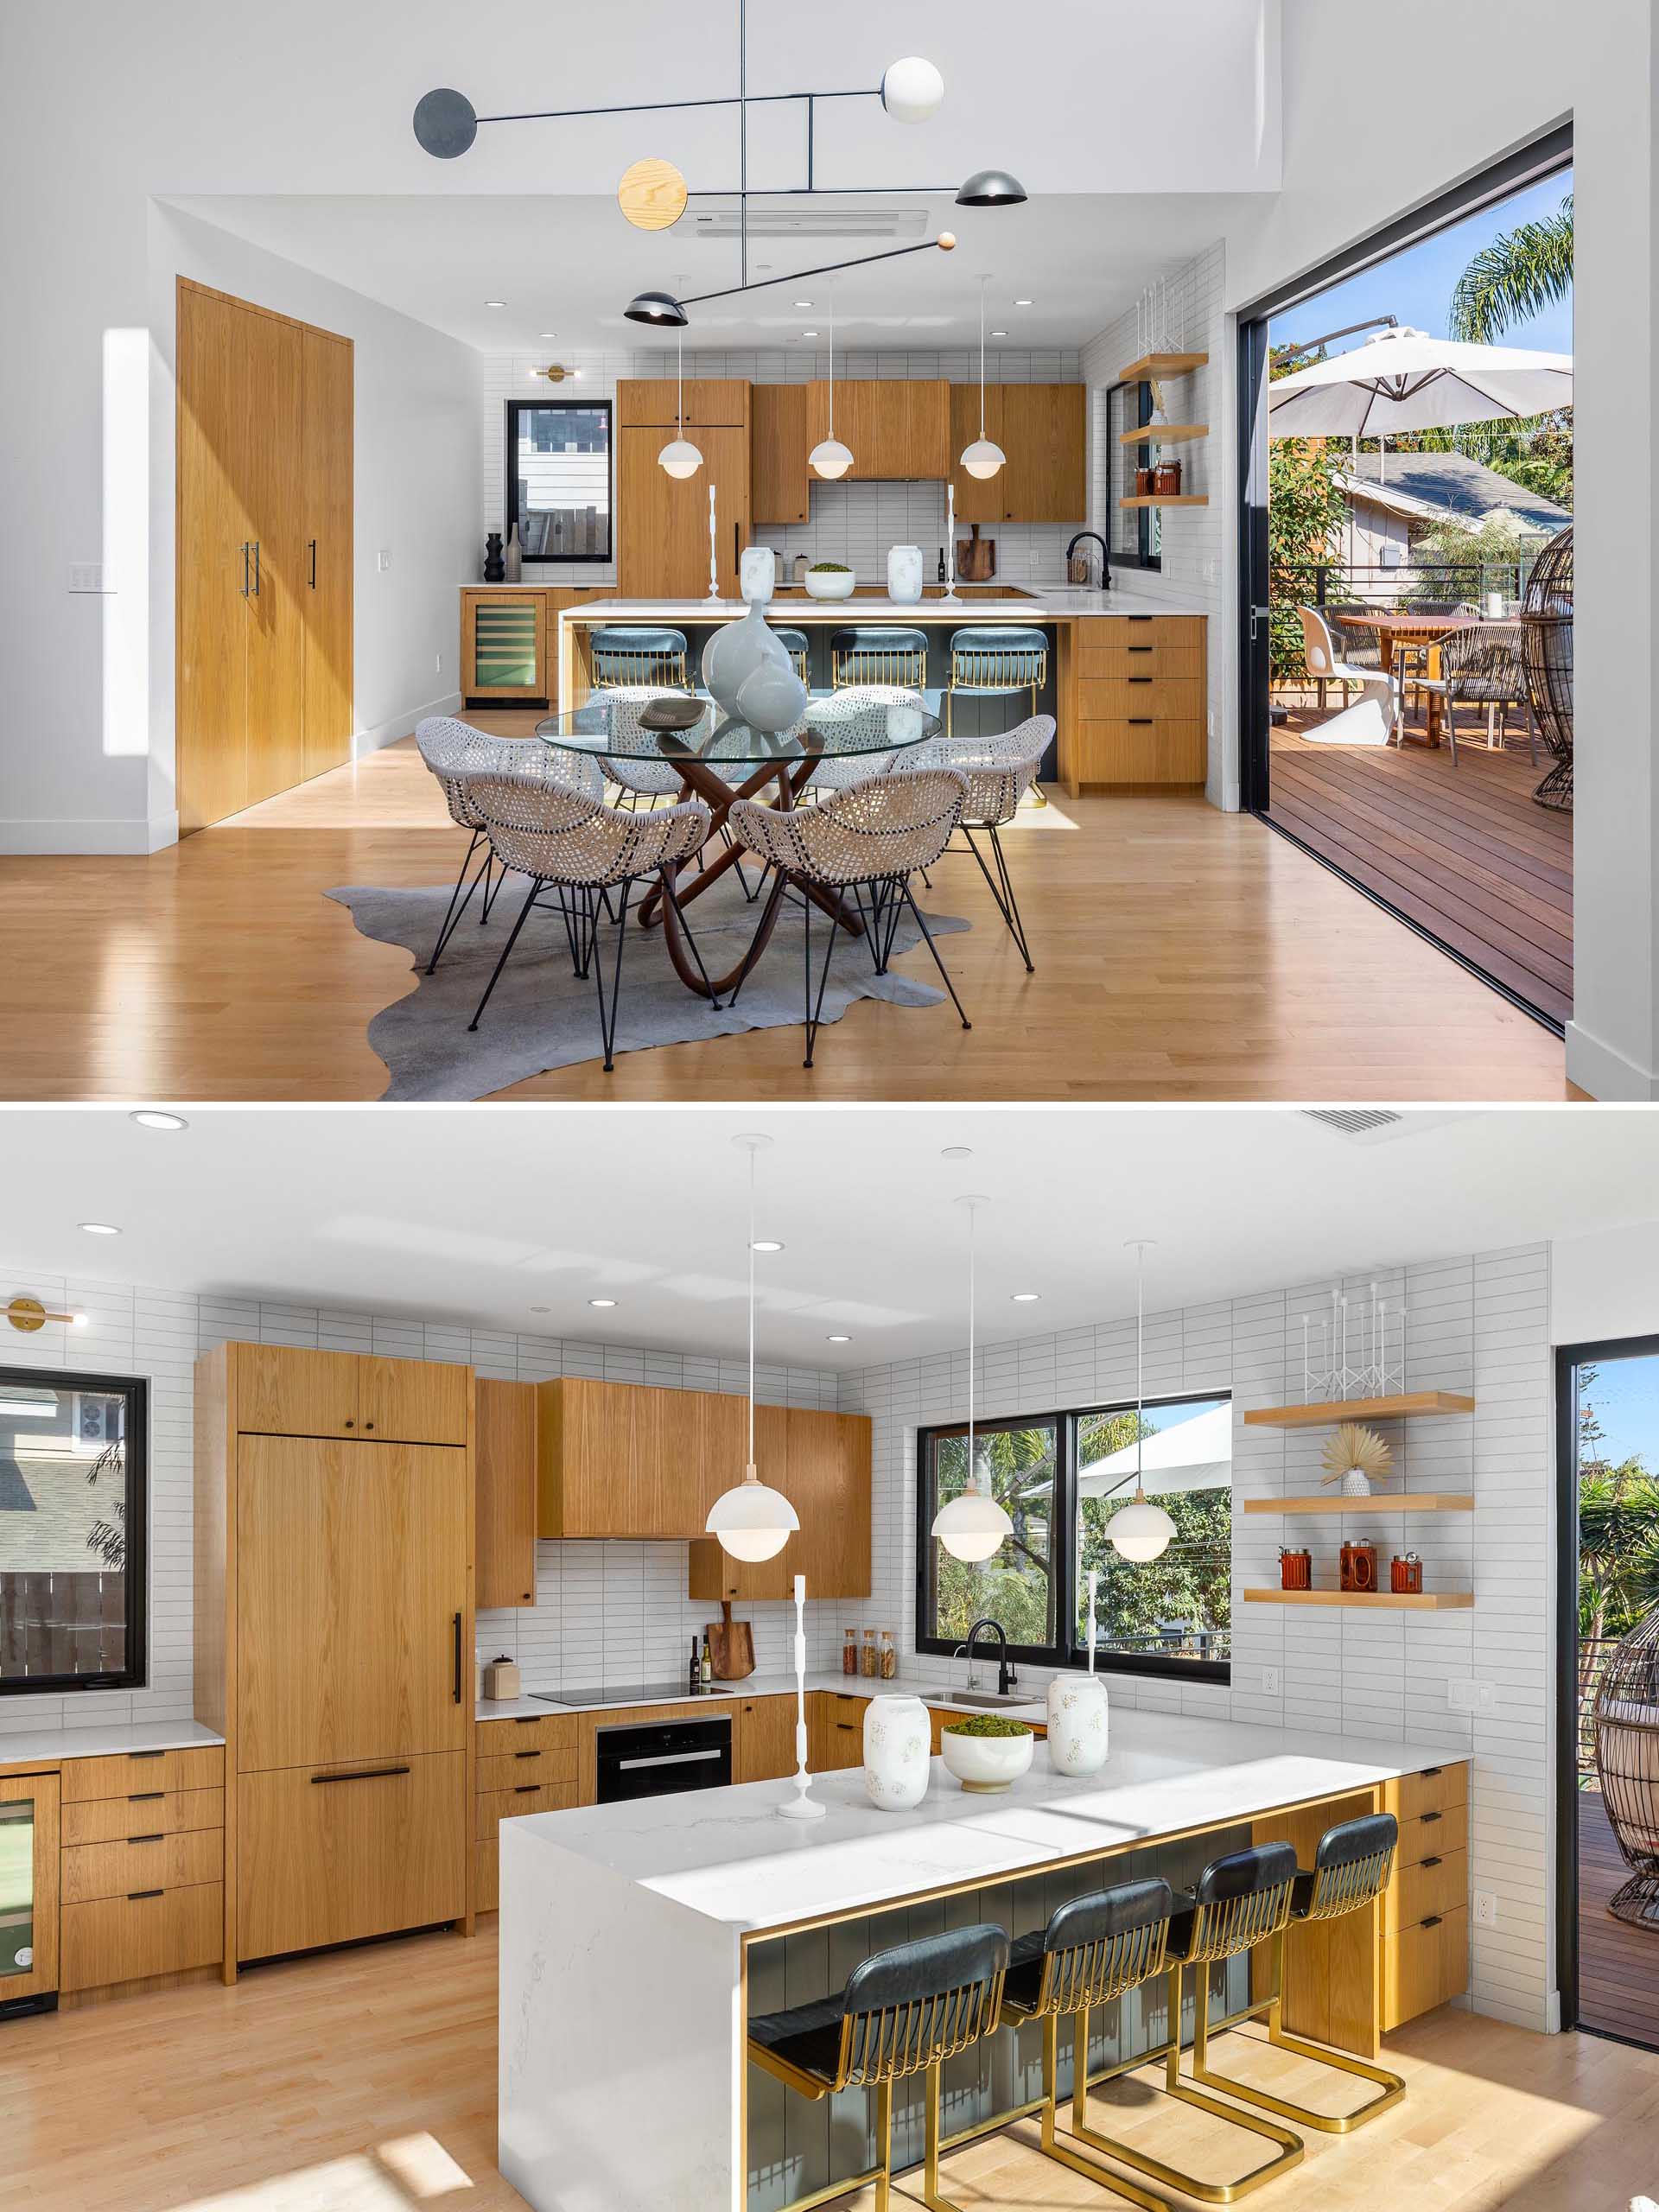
803, 560, 857, 601
939, 1713, 1035, 1794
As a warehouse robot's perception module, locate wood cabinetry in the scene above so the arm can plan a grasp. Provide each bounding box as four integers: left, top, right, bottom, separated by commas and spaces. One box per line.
61, 1883, 224, 1997
176, 279, 353, 832
810, 1689, 868, 1771
618, 379, 750, 429
618, 425, 751, 599
804, 380, 949, 481
735, 1694, 798, 1784
950, 385, 1086, 523
688, 1408, 871, 1601
477, 1378, 537, 1609
474, 1713, 582, 1912
1060, 615, 1207, 790
194, 1342, 476, 1977
753, 382, 810, 524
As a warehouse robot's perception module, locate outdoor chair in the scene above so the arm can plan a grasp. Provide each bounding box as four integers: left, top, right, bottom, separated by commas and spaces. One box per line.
1297, 607, 1400, 745
1414, 624, 1539, 768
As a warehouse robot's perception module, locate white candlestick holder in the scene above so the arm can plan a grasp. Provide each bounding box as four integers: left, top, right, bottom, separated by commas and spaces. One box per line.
777, 1573, 824, 1820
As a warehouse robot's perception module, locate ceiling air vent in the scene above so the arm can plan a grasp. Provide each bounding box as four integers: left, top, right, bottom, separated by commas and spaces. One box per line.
691, 207, 929, 241
1301, 1109, 1472, 1147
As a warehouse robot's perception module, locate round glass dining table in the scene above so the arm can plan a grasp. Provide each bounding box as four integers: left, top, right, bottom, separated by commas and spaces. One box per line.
535, 690, 941, 999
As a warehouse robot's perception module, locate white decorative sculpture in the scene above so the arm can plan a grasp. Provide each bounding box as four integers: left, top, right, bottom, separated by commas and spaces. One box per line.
701, 543, 808, 734
861, 1693, 931, 1811
1046, 1567, 1109, 1775
776, 1574, 825, 1821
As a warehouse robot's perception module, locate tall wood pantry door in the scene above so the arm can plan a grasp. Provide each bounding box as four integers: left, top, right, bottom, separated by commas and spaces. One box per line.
617, 426, 750, 598
176, 280, 353, 831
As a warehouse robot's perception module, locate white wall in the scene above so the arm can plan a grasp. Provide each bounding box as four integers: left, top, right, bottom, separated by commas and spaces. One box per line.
1551, 1218, 1659, 1347
0, 1263, 839, 1743
838, 1242, 1557, 2032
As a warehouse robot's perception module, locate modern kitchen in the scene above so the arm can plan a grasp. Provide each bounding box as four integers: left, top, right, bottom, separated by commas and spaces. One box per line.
4, 1103, 1656, 2210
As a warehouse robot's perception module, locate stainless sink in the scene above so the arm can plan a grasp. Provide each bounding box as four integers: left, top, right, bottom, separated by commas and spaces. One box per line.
929, 1688, 1029, 1709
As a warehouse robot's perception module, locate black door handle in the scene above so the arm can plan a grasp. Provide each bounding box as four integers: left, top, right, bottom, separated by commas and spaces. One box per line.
310, 1766, 411, 1785
1128, 717, 1154, 727
240, 543, 251, 597
252, 541, 261, 596
308, 537, 318, 589
127, 1833, 164, 1844
453, 1611, 463, 1703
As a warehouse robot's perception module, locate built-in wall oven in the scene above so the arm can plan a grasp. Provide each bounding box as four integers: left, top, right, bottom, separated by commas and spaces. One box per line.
594, 1713, 732, 1803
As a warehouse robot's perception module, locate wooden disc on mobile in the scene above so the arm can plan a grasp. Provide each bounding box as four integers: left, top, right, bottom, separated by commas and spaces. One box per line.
619, 157, 689, 232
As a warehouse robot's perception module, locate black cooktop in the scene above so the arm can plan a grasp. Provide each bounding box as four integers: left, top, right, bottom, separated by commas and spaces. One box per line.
533, 1680, 717, 1709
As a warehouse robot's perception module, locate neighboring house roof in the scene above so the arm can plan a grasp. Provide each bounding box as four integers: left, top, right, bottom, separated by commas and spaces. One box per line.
1342, 449, 1569, 536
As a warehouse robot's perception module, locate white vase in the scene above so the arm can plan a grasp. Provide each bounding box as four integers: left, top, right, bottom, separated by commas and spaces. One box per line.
862, 1694, 931, 1811
887, 543, 924, 605
1046, 1673, 1109, 1776
740, 543, 777, 606
701, 600, 807, 734
1342, 1468, 1372, 1497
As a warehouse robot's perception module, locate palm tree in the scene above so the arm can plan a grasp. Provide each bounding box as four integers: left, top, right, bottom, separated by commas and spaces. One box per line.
1450, 194, 1573, 342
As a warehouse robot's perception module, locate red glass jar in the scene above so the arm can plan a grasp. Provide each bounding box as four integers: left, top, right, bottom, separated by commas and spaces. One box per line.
1340, 1541, 1378, 1593
1280, 1548, 1312, 1592
1390, 1553, 1424, 1594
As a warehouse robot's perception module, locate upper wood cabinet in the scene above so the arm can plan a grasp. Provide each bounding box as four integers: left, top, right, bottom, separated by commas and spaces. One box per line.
804, 379, 949, 480
752, 382, 810, 524
232, 1343, 468, 1446
616, 378, 751, 429
617, 425, 751, 599
476, 1378, 537, 1609
688, 1407, 872, 1601
950, 384, 1086, 523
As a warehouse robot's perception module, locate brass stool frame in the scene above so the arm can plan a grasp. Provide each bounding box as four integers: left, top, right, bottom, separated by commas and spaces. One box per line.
944, 640, 1048, 741
590, 633, 691, 693
830, 632, 929, 693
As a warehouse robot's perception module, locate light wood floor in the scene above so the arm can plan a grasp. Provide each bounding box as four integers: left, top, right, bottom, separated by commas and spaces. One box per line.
3, 1918, 1656, 2212
0, 718, 1572, 1100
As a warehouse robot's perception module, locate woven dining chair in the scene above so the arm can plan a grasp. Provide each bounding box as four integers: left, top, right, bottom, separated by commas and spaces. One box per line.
797, 684, 921, 796
465, 779, 715, 1071
1414, 624, 1539, 767
414, 717, 604, 976
900, 715, 1053, 970
726, 768, 970, 1068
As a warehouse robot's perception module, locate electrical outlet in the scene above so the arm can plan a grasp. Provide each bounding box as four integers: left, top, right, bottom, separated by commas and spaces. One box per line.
1474, 1889, 1498, 1927
1262, 1667, 1281, 1696
1448, 1679, 1495, 1715
378, 548, 391, 573
68, 563, 104, 594
1208, 709, 1215, 738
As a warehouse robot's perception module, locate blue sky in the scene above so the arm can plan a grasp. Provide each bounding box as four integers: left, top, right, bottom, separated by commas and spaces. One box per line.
1269, 169, 1573, 359
1579, 1352, 1659, 1470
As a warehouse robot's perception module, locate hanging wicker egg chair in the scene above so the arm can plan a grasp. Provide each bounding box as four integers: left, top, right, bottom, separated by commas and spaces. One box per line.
1521, 523, 1573, 811
1592, 1603, 1659, 1930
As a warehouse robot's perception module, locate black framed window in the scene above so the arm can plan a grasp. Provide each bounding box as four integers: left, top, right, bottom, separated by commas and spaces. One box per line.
505, 399, 613, 563
917, 1391, 1230, 1683
1105, 380, 1161, 573
0, 1368, 147, 1694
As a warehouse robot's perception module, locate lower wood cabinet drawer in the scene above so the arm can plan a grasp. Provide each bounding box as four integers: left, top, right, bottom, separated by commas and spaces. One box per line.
238, 1751, 467, 1961
1395, 1796, 1468, 1868
476, 1714, 579, 1756
1388, 1764, 1468, 1823
1074, 716, 1205, 785
1379, 1903, 1468, 2031
477, 1781, 580, 1840
60, 1882, 223, 1993
61, 1786, 224, 1847
1077, 619, 1205, 678
62, 1827, 224, 1905
1077, 677, 1205, 721
475, 1838, 499, 1914
477, 1748, 579, 1792
60, 1746, 225, 1802
1382, 1847, 1466, 1939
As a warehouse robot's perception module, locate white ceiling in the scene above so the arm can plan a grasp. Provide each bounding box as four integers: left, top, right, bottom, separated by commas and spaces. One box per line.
167, 190, 1256, 354
4, 1109, 1649, 1368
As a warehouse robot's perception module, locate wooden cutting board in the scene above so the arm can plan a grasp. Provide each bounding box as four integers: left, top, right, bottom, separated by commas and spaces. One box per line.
957, 522, 995, 581
707, 1599, 754, 1681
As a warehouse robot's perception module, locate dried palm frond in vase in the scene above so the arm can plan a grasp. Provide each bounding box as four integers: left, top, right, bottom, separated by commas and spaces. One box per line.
1320, 1422, 1391, 1497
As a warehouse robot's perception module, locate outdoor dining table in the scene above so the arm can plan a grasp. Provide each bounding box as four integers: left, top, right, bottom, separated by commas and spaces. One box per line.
536, 690, 940, 1000
1339, 611, 1516, 747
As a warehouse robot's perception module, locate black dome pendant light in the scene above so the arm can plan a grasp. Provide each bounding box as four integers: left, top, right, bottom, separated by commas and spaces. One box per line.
956, 168, 1028, 209
622, 289, 690, 329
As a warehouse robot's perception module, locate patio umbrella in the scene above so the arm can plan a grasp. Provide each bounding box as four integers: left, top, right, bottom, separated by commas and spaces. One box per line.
1268, 324, 1572, 440
1015, 1402, 1234, 1503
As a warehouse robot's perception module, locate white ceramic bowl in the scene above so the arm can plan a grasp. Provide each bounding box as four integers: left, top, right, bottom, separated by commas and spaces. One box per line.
938, 1724, 1035, 1794
803, 568, 857, 601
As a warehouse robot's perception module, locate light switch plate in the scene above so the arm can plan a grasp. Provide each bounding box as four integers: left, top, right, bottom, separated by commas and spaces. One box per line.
68, 563, 104, 594
1262, 1667, 1281, 1695
1448, 1679, 1495, 1714
378, 549, 391, 572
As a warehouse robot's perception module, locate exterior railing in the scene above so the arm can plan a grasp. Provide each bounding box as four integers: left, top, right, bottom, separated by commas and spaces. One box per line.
1270, 555, 1550, 691
1580, 1635, 1618, 1779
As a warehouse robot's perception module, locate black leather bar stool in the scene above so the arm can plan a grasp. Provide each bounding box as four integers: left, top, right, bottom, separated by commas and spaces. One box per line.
748, 1922, 1009, 2212
1188, 1812, 1405, 2133
998, 1877, 1174, 2209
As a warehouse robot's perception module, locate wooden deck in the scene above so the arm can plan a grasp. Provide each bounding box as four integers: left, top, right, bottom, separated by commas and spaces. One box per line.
1268, 708, 1572, 1027
1579, 1788, 1659, 2049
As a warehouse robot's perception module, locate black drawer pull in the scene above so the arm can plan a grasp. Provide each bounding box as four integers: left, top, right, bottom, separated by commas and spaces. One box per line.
453, 1611, 463, 1704
1421, 1855, 1442, 1868
1128, 645, 1154, 653
514, 1783, 541, 1795
128, 1833, 164, 1845
130, 1749, 164, 1760
310, 1765, 410, 1785
1128, 676, 1153, 684
1128, 717, 1154, 727
1422, 1765, 1442, 1777
514, 1716, 540, 1725
129, 1791, 164, 1802
1421, 1913, 1442, 1929
515, 1750, 540, 1761
128, 1889, 164, 1901
1421, 1809, 1442, 1824
1128, 615, 1152, 623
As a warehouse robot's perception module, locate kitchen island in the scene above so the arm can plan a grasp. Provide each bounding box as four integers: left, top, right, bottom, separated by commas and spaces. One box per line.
498, 1707, 1466, 2212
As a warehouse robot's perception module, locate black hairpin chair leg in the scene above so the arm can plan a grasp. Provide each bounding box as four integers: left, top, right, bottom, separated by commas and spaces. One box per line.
962, 824, 1033, 970
468, 876, 544, 1030
427, 829, 488, 974
899, 880, 971, 1031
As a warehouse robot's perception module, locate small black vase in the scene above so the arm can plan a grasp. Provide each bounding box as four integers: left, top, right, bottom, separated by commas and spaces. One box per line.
483, 531, 505, 583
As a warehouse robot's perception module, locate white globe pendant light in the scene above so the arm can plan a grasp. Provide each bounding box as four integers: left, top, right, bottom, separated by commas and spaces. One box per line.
809, 291, 855, 480
880, 56, 945, 124
1108, 1240, 1176, 1564
959, 278, 1006, 481
706, 1135, 799, 1563
931, 1195, 1014, 1563
658, 332, 704, 480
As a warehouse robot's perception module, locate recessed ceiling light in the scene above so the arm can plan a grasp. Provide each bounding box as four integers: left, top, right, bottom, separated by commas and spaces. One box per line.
540, 331, 556, 338
794, 298, 814, 308
130, 1109, 188, 1131
1013, 297, 1033, 307
751, 1238, 784, 1254
827, 1333, 852, 1344
802, 329, 819, 339
529, 1305, 551, 1314
990, 329, 1008, 338
485, 299, 507, 308
940, 1145, 973, 1160
79, 1222, 121, 1236
588, 1297, 618, 1309
1010, 1291, 1041, 1303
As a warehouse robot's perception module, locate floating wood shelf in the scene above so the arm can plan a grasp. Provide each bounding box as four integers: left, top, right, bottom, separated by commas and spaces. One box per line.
1243, 1391, 1476, 1429
1243, 1493, 1475, 1516
1244, 1588, 1474, 1611
1119, 494, 1209, 509
1117, 423, 1208, 446
1119, 351, 1209, 382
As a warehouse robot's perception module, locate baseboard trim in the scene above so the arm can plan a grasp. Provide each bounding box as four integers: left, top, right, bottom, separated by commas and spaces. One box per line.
355, 690, 462, 757
1565, 1019, 1658, 1102
0, 814, 179, 855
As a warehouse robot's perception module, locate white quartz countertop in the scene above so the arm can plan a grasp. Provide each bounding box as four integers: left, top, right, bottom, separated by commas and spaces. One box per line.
477, 1672, 1047, 1723
556, 591, 1208, 622
505, 1708, 1461, 1933
0, 1719, 225, 1768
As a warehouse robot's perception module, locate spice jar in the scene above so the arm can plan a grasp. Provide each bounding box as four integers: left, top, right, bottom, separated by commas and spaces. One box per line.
1339, 1541, 1378, 1593
861, 1628, 879, 1678
1135, 465, 1154, 497
880, 1630, 897, 1680
1152, 459, 1182, 497
842, 1627, 859, 1676
1390, 1552, 1424, 1594
1280, 1547, 1312, 1592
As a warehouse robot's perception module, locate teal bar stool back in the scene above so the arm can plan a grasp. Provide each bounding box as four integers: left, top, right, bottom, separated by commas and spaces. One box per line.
590, 625, 690, 690
748, 1921, 1009, 2212
830, 626, 928, 692
945, 625, 1048, 736
772, 626, 810, 684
